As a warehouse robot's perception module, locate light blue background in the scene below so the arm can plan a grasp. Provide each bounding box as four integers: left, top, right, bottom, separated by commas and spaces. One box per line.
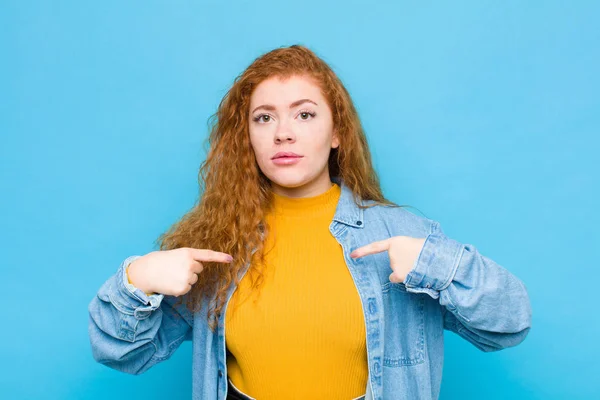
1, 1, 598, 399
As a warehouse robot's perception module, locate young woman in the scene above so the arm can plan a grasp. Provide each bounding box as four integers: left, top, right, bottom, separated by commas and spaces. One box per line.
88, 45, 532, 400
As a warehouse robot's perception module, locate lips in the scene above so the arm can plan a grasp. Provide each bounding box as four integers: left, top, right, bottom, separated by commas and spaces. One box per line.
272, 152, 303, 160
271, 154, 303, 165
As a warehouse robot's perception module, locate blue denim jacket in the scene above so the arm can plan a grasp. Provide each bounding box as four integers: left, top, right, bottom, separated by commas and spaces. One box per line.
88, 177, 532, 400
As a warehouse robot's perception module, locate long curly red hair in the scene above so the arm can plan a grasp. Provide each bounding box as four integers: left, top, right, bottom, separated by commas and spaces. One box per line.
155, 44, 403, 332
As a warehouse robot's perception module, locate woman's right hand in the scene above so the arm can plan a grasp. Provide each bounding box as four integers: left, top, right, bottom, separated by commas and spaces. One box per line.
127, 248, 234, 296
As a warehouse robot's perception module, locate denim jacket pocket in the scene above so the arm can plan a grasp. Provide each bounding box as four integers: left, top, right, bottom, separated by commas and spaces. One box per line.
381, 281, 426, 367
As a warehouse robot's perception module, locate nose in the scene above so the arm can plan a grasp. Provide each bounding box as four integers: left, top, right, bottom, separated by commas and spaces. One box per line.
274, 122, 296, 143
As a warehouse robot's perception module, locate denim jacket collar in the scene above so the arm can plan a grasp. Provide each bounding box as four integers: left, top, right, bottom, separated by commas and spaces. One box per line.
330, 175, 366, 229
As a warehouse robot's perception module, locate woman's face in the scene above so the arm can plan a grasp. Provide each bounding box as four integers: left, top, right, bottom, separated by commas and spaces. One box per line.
248, 74, 339, 198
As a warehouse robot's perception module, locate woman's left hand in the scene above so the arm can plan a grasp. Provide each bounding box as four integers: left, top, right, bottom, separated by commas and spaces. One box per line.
350, 236, 427, 283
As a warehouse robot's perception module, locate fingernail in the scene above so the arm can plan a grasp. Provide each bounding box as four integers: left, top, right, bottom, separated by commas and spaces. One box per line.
227, 256, 234, 262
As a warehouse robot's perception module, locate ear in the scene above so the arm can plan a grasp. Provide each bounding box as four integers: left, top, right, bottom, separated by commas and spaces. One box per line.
331, 129, 340, 149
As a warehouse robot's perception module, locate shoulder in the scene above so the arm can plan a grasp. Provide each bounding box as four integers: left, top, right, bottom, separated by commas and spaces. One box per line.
362, 200, 435, 238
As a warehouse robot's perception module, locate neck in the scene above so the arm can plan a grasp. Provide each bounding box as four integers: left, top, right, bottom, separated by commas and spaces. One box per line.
270, 175, 335, 198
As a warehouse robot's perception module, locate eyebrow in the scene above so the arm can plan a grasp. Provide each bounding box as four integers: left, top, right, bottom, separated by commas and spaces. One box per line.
251, 99, 318, 114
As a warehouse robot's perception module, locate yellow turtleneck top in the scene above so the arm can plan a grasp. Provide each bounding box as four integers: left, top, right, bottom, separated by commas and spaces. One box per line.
224, 182, 368, 399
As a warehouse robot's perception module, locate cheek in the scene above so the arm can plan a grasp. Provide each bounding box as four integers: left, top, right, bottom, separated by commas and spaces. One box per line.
249, 134, 269, 161
315, 134, 334, 154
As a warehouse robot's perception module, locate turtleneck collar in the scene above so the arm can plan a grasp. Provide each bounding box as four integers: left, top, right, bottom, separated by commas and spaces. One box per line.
270, 182, 341, 218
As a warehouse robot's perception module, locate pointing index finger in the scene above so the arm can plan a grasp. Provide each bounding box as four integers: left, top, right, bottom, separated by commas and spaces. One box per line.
350, 239, 390, 259
188, 248, 234, 263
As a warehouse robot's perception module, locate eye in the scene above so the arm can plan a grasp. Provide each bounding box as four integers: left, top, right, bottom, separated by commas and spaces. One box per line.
298, 110, 316, 120
251, 110, 317, 124
252, 114, 271, 123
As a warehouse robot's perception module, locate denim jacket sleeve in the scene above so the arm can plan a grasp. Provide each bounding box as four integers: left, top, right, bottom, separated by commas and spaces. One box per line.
88, 255, 193, 375
403, 220, 532, 352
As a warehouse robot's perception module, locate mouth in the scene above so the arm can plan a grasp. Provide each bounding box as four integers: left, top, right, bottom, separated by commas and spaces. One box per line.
271, 152, 303, 160
271, 155, 304, 165
272, 155, 303, 159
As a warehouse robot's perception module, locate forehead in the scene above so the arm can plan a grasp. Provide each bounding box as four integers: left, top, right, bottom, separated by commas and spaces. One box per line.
250, 75, 324, 105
